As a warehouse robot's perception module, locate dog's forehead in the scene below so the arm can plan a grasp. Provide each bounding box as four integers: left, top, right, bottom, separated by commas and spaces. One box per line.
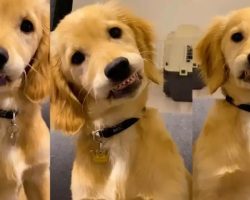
232, 7, 250, 19
56, 4, 122, 41
63, 4, 119, 27
226, 8, 250, 30
81, 4, 118, 19
0, 0, 43, 17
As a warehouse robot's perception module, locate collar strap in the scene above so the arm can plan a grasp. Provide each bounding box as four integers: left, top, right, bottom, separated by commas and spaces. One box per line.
93, 118, 139, 139
0, 109, 18, 120
225, 95, 250, 112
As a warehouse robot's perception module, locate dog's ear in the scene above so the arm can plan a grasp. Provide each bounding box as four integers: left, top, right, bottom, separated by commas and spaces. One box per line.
22, 4, 50, 102
117, 8, 162, 84
196, 18, 226, 93
50, 35, 85, 135
50, 56, 85, 135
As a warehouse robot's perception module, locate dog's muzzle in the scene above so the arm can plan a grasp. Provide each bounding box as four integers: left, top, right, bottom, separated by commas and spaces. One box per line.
105, 57, 143, 99
239, 68, 250, 83
0, 50, 37, 87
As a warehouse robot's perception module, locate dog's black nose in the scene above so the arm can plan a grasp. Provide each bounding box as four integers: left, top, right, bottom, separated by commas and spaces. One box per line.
105, 57, 131, 82
247, 54, 250, 65
0, 48, 9, 70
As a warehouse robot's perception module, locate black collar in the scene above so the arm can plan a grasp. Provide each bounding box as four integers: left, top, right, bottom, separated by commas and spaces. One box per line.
0, 109, 18, 120
93, 118, 139, 139
225, 95, 250, 112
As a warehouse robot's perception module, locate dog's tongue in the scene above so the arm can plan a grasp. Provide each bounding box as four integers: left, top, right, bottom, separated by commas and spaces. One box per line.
0, 75, 7, 86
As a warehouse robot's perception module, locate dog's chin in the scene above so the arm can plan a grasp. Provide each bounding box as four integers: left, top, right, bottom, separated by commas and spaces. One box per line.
237, 68, 250, 88
0, 74, 22, 89
239, 68, 250, 82
0, 74, 11, 87
232, 69, 250, 90
107, 72, 143, 100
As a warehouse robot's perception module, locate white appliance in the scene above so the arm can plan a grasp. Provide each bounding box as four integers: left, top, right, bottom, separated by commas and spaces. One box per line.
163, 25, 204, 102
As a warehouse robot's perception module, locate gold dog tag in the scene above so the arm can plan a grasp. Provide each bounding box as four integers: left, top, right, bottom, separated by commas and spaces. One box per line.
91, 131, 109, 164
8, 125, 19, 145
8, 115, 19, 146
92, 150, 109, 164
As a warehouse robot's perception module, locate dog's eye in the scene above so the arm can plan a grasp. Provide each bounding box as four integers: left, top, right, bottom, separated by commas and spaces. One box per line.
20, 19, 34, 33
231, 32, 244, 42
109, 27, 122, 39
71, 51, 85, 65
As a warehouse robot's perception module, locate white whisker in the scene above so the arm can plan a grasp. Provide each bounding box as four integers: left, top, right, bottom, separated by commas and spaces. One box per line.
27, 63, 42, 76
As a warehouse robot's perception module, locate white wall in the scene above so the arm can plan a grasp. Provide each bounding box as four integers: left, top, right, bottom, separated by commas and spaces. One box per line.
73, 0, 249, 39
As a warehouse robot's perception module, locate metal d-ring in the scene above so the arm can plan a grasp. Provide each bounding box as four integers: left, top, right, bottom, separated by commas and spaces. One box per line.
8, 112, 19, 145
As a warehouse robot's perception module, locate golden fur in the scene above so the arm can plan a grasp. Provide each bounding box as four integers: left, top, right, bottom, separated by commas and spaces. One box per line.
193, 8, 250, 200
0, 0, 50, 199
51, 3, 190, 199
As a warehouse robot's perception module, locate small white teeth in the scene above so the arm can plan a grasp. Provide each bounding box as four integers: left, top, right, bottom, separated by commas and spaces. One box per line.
113, 73, 139, 91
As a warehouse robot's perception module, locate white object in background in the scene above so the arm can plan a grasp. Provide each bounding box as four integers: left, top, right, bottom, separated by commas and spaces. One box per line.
164, 25, 202, 76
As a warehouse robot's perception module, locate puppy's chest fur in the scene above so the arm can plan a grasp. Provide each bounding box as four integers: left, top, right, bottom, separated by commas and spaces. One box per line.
95, 123, 138, 197
0, 97, 29, 183
197, 107, 250, 178
102, 126, 138, 192
241, 112, 250, 152
75, 125, 142, 198
74, 114, 186, 199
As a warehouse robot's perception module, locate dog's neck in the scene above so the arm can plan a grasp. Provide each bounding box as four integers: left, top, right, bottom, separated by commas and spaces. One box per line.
0, 84, 31, 112
223, 80, 250, 105
0, 88, 20, 111
86, 90, 147, 131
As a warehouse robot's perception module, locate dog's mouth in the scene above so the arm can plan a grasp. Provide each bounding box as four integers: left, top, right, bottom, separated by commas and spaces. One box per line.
108, 72, 142, 99
0, 74, 11, 86
239, 69, 250, 83
0, 50, 37, 87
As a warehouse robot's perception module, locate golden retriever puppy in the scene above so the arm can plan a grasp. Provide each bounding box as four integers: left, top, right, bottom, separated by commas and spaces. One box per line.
193, 8, 250, 200
51, 3, 190, 200
0, 0, 50, 199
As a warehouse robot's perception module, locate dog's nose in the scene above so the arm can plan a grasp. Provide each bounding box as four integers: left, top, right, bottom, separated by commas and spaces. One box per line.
247, 54, 250, 65
105, 57, 131, 82
0, 48, 9, 70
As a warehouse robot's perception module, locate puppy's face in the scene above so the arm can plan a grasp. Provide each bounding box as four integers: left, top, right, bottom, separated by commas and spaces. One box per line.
197, 8, 250, 93
222, 10, 250, 88
52, 3, 161, 133
52, 4, 159, 105
0, 0, 45, 88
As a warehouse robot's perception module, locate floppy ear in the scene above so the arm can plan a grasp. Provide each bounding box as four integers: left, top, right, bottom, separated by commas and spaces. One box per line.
50, 41, 85, 135
22, 4, 50, 102
117, 8, 162, 84
196, 18, 227, 93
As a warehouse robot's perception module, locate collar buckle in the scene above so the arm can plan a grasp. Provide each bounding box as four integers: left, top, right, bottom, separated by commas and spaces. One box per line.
92, 130, 104, 143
